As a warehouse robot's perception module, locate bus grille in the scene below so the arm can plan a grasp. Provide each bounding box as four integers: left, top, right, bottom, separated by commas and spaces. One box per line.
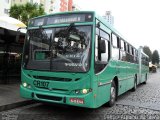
33, 76, 72, 82
36, 94, 62, 101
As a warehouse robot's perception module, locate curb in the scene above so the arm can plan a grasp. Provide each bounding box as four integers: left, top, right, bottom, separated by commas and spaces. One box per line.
0, 100, 35, 112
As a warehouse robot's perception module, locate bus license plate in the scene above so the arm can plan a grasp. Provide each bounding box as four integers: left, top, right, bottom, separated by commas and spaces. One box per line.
33, 80, 49, 89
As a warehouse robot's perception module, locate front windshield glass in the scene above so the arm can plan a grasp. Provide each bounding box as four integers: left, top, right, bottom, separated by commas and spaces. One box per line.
23, 25, 91, 72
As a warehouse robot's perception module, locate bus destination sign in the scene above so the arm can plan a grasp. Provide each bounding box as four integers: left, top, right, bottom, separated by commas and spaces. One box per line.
47, 14, 92, 24
49, 16, 82, 24
29, 13, 93, 27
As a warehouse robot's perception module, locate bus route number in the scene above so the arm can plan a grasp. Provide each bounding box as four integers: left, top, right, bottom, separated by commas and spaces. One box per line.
33, 80, 49, 89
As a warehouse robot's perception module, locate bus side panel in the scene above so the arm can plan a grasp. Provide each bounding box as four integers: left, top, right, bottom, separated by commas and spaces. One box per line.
95, 60, 116, 107
116, 60, 127, 95
126, 62, 136, 91
141, 65, 148, 83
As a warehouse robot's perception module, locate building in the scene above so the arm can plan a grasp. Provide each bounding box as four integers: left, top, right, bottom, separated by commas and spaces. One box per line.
0, 0, 75, 17
103, 11, 114, 26
0, 0, 11, 16
68, 0, 73, 11
44, 0, 74, 14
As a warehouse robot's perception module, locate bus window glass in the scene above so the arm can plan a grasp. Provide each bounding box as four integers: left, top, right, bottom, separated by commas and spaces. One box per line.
96, 28, 99, 35
112, 34, 117, 47
101, 38, 109, 62
95, 30, 110, 73
112, 48, 119, 60
24, 25, 92, 72
95, 35, 98, 61
121, 40, 125, 50
100, 30, 109, 40
125, 43, 127, 52
127, 44, 130, 53
120, 51, 126, 61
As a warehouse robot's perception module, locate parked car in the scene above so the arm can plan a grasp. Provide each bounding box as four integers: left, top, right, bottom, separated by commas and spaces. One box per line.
149, 63, 157, 73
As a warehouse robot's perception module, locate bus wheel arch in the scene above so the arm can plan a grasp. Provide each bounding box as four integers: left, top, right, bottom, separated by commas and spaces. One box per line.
131, 75, 137, 92
107, 76, 118, 107
143, 73, 147, 84
113, 76, 118, 101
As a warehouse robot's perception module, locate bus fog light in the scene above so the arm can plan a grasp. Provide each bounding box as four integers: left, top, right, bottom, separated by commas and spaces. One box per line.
75, 90, 80, 94
23, 82, 27, 87
82, 89, 88, 94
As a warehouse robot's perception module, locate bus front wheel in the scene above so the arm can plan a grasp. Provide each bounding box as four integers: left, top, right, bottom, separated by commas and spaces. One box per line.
108, 81, 116, 107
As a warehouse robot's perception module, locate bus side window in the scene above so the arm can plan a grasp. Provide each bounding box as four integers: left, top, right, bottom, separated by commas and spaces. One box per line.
95, 35, 99, 61
101, 38, 109, 62
112, 34, 118, 47
120, 40, 126, 61
95, 29, 110, 74
112, 33, 119, 60
126, 44, 130, 62
130, 46, 134, 63
133, 49, 136, 63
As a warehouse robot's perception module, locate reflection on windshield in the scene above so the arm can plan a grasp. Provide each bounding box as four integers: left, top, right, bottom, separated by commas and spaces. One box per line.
23, 25, 91, 72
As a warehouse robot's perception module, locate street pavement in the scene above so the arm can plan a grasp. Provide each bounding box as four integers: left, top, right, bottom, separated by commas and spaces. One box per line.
1, 69, 160, 120
0, 83, 33, 112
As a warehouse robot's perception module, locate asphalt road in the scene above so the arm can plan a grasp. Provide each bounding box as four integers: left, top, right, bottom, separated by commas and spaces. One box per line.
1, 69, 160, 120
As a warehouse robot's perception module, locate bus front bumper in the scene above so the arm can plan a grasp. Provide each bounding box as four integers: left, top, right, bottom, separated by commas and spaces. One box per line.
20, 85, 96, 108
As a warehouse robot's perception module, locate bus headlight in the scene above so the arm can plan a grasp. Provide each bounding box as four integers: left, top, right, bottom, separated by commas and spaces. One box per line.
75, 88, 92, 94
23, 82, 27, 87
82, 89, 88, 94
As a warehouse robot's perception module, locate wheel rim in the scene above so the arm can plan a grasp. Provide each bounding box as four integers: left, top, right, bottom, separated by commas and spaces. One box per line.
111, 86, 116, 102
134, 81, 136, 89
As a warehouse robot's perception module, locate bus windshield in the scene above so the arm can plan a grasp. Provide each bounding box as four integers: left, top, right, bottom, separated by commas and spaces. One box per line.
23, 25, 91, 72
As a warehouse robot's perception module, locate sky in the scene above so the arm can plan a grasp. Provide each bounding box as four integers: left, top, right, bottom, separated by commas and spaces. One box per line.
74, 0, 160, 53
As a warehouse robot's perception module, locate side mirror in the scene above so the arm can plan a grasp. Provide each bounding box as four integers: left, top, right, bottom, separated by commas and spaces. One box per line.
16, 27, 26, 43
100, 40, 106, 53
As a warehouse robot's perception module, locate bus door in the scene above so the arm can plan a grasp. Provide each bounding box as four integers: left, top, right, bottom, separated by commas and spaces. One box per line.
95, 32, 111, 105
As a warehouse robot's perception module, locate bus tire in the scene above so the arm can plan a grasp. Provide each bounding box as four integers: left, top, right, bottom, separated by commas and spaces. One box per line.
131, 76, 137, 92
143, 74, 147, 84
108, 81, 116, 107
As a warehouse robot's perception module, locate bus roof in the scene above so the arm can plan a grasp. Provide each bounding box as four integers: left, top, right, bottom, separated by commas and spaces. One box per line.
30, 11, 96, 20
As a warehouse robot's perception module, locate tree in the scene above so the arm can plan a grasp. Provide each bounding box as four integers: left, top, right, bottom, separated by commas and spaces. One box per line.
143, 46, 152, 61
152, 50, 159, 64
9, 3, 45, 25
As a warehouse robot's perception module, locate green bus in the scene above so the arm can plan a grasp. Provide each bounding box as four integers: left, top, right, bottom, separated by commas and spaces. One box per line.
20, 11, 149, 108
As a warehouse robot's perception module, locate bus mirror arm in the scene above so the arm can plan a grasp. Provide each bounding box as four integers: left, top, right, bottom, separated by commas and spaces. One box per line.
100, 40, 106, 53
16, 27, 26, 43
16, 28, 20, 43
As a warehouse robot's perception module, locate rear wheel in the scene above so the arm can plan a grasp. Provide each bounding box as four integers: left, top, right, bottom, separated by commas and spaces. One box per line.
108, 81, 116, 107
131, 76, 137, 92
143, 74, 147, 84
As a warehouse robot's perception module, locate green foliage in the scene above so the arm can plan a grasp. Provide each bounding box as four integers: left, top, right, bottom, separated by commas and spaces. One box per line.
152, 50, 159, 64
143, 46, 152, 61
9, 3, 45, 25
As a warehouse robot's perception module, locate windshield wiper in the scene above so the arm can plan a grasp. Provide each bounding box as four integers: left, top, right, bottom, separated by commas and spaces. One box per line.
66, 23, 75, 32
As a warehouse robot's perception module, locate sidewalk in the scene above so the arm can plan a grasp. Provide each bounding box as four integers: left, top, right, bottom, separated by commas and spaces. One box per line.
0, 83, 33, 112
